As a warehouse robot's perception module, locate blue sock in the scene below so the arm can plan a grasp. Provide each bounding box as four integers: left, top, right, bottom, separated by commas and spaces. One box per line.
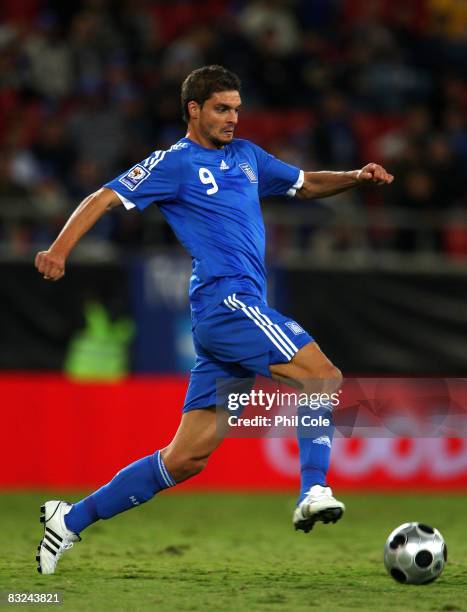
64, 450, 175, 534
297, 404, 334, 504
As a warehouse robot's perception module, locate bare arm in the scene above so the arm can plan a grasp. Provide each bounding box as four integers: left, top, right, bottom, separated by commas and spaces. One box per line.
35, 187, 122, 281
296, 163, 394, 199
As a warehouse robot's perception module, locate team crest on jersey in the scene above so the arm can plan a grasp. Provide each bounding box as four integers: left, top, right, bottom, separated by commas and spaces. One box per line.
285, 321, 305, 335
239, 162, 258, 183
119, 164, 150, 191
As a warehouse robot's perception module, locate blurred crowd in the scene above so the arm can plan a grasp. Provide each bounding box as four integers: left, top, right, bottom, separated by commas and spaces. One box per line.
0, 0, 466, 257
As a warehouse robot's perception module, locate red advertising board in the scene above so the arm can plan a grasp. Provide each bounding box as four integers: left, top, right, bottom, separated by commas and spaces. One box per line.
1, 374, 467, 491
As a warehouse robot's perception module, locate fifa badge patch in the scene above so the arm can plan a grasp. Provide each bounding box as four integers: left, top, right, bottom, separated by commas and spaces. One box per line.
239, 162, 258, 183
285, 321, 305, 335
119, 164, 150, 191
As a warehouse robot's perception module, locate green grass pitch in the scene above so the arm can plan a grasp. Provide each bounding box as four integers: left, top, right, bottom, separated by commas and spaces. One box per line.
1, 492, 466, 611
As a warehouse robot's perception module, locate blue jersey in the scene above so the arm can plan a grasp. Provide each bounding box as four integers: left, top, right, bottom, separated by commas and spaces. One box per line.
104, 137, 303, 321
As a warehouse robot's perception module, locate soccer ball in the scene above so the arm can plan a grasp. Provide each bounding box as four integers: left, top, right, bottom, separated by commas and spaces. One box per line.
384, 522, 447, 585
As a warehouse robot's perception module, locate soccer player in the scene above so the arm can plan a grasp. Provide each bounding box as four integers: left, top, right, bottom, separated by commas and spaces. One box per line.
34, 65, 393, 574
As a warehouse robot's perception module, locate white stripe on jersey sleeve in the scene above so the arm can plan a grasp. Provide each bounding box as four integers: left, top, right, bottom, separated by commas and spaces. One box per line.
149, 151, 167, 170
112, 190, 136, 210
287, 169, 304, 197
143, 150, 161, 168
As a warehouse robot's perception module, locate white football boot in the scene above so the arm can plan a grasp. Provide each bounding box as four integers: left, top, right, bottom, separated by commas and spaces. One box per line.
36, 501, 81, 574
293, 485, 345, 533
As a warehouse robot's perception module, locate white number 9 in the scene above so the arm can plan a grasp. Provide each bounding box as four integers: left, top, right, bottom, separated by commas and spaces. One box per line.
199, 167, 219, 195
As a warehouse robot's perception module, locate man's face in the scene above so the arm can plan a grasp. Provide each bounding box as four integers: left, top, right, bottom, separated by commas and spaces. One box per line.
194, 91, 242, 147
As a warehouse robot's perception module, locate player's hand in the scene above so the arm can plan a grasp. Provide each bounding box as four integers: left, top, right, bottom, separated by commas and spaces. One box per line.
34, 250, 66, 281
356, 163, 394, 186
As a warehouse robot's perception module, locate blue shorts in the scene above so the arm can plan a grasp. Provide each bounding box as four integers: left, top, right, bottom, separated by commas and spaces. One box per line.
183, 293, 314, 412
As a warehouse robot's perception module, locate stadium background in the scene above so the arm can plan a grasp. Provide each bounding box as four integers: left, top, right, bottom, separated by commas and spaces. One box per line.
1, 0, 467, 496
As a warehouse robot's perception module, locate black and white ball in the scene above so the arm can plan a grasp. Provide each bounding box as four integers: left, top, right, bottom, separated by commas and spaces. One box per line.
384, 522, 447, 584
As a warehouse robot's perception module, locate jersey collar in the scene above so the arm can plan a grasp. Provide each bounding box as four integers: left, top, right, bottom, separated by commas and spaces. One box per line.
181, 137, 230, 155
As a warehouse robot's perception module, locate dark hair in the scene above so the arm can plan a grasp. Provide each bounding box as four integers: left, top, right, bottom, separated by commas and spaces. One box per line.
181, 65, 241, 123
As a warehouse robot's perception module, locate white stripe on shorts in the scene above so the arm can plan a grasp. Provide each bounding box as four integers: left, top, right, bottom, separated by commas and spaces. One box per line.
223, 297, 236, 311
226, 294, 295, 361
252, 306, 299, 353
230, 295, 299, 358
246, 303, 299, 358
